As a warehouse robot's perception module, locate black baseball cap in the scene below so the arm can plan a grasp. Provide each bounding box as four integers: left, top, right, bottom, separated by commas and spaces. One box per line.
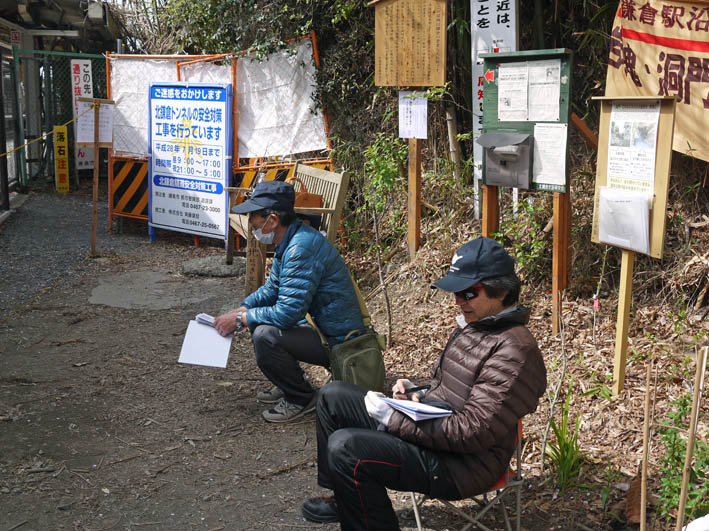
431, 237, 516, 292
231, 180, 295, 214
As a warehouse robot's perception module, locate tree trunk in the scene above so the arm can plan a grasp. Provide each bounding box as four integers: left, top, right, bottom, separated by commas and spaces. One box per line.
445, 105, 461, 181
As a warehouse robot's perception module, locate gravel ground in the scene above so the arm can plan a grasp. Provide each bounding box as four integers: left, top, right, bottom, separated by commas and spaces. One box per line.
0, 184, 228, 321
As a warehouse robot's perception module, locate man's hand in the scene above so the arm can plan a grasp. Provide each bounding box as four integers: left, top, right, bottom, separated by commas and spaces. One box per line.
214, 307, 247, 337
392, 378, 425, 402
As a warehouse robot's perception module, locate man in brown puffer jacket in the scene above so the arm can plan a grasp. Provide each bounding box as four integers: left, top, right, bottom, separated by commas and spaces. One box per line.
301, 237, 547, 530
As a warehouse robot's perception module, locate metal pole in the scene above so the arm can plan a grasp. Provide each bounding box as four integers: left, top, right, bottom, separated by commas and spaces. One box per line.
12, 45, 27, 192
0, 58, 9, 211
42, 55, 52, 178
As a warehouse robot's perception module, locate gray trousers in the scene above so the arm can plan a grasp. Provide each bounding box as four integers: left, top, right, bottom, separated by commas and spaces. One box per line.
251, 324, 330, 407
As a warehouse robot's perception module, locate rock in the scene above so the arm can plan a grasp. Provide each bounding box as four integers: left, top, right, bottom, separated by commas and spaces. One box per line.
179, 255, 246, 278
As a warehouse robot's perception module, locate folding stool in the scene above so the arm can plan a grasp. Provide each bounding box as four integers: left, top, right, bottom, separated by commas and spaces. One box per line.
410, 420, 524, 531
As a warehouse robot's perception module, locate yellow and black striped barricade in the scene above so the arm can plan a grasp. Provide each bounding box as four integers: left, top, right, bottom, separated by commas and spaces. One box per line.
109, 156, 149, 232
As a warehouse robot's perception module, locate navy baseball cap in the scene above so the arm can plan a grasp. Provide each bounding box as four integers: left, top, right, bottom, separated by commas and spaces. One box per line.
231, 180, 295, 214
432, 237, 516, 292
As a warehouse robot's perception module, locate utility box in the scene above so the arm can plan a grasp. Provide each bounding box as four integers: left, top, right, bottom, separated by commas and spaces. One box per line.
477, 133, 533, 189
478, 49, 572, 193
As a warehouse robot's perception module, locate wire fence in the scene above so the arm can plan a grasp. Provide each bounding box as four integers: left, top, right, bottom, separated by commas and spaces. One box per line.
11, 49, 107, 187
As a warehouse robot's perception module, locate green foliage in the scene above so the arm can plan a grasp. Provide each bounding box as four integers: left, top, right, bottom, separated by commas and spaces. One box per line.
657, 394, 709, 523
493, 196, 551, 282
362, 133, 407, 215
580, 384, 614, 401
546, 379, 585, 495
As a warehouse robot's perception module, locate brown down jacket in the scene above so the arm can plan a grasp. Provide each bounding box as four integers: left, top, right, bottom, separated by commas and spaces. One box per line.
386, 305, 547, 498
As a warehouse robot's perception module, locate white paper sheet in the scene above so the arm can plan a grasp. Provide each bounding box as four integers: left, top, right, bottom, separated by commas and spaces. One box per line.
497, 62, 528, 122
598, 187, 650, 254
380, 397, 453, 421
178, 320, 233, 368
528, 59, 561, 121
398, 91, 428, 139
533, 123, 567, 186
76, 100, 114, 144
607, 101, 660, 195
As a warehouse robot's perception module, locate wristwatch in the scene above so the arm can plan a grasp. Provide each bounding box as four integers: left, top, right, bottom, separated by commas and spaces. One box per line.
235, 312, 244, 328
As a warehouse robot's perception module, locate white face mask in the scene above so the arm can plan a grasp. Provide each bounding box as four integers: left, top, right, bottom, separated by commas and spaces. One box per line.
253, 215, 275, 244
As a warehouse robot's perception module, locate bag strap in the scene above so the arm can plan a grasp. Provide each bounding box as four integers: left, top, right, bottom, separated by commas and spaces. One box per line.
286, 175, 308, 195
305, 270, 372, 347
305, 312, 327, 347
349, 271, 372, 328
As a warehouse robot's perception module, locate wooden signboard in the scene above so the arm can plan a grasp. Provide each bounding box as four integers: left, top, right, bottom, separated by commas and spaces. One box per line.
591, 96, 675, 260
591, 96, 676, 395
371, 0, 447, 87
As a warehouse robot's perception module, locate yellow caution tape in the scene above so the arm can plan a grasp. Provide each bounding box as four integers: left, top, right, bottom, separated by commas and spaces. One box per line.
0, 103, 97, 159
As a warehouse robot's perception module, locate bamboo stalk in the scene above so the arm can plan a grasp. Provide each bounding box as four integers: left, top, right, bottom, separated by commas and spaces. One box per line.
675, 346, 708, 531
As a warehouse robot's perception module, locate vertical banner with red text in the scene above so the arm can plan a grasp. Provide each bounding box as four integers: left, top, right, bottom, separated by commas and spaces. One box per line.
471, 0, 518, 216
71, 59, 94, 169
606, 0, 709, 162
54, 126, 70, 193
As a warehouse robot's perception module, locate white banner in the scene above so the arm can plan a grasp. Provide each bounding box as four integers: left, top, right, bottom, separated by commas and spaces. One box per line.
71, 59, 93, 169
111, 58, 181, 157
471, 0, 518, 211
236, 40, 328, 158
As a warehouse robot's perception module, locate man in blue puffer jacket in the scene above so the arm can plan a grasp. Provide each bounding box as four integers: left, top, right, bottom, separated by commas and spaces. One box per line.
214, 180, 364, 423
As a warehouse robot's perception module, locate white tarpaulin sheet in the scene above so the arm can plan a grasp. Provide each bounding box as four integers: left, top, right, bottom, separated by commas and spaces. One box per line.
110, 40, 328, 159
236, 40, 328, 159
111, 58, 180, 157
181, 61, 231, 85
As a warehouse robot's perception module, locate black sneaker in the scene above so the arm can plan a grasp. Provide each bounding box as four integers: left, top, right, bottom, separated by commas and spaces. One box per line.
302, 495, 339, 523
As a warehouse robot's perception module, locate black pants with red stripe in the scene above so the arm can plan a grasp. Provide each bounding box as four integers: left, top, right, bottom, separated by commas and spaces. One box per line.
316, 381, 461, 531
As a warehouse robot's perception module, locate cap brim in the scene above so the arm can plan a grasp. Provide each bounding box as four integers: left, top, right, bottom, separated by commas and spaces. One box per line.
431, 272, 481, 292
231, 199, 267, 214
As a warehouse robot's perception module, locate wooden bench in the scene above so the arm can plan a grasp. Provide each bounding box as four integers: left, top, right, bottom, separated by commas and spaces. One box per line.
225, 162, 350, 293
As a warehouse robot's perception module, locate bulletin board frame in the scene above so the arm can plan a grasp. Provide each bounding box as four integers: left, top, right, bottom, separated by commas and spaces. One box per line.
370, 0, 447, 87
591, 96, 676, 260
480, 48, 572, 193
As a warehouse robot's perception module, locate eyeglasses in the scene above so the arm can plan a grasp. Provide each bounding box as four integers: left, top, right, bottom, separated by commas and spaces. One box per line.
455, 285, 481, 300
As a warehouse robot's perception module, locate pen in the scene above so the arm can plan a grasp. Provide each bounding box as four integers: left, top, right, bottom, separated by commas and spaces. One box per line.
403, 385, 430, 396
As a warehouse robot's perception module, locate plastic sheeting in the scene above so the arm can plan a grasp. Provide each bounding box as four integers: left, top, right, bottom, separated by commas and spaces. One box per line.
111, 58, 180, 157
110, 39, 328, 160
234, 40, 328, 159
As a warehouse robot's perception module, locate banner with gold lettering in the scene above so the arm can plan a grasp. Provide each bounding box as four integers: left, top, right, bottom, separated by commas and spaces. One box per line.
605, 0, 709, 162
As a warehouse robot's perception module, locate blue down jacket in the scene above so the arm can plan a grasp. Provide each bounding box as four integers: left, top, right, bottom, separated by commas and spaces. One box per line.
241, 219, 364, 343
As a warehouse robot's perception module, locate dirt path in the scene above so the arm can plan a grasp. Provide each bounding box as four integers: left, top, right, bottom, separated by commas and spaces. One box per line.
0, 190, 434, 531
1, 188, 651, 531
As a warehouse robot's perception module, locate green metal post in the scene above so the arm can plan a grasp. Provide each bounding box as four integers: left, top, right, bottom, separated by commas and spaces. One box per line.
12, 46, 27, 192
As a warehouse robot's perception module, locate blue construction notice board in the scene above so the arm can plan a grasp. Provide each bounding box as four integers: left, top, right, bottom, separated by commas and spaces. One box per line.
148, 83, 233, 240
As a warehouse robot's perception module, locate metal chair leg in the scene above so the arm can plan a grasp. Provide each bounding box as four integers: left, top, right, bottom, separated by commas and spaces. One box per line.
410, 492, 423, 531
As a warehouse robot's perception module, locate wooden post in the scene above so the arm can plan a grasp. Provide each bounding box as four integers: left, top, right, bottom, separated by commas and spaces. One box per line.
552, 192, 570, 334
91, 102, 100, 257
675, 346, 708, 531
245, 227, 266, 296
640, 360, 653, 531
613, 249, 635, 396
481, 184, 499, 237
408, 138, 422, 260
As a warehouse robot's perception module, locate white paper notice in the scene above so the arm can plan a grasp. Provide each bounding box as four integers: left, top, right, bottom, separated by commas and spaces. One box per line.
598, 187, 650, 254
528, 59, 561, 121
178, 320, 233, 368
497, 63, 528, 122
76, 100, 114, 144
398, 91, 428, 139
607, 101, 660, 195
533, 123, 567, 186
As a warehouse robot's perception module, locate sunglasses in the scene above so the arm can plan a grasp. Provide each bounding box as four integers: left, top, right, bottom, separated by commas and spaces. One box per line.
455, 284, 482, 300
